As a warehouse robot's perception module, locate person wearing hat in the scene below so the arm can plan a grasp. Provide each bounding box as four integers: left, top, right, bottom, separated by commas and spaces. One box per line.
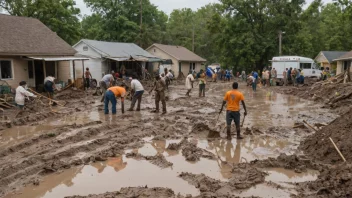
15, 81, 36, 109
149, 74, 167, 114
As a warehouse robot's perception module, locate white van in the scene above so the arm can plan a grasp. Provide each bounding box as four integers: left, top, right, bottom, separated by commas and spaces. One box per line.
271, 56, 321, 81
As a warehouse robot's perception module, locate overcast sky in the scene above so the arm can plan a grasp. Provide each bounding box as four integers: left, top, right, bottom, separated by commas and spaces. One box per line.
76, 0, 334, 17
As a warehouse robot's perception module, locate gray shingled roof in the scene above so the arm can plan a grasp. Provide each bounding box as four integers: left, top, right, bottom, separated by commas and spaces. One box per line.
0, 14, 76, 55
334, 51, 352, 61
79, 39, 157, 59
321, 51, 348, 63
147, 43, 206, 62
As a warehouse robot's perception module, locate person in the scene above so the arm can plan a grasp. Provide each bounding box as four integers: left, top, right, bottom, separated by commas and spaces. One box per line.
287, 67, 292, 85
149, 74, 167, 114
248, 74, 255, 88
296, 69, 301, 85
44, 76, 56, 99
220, 82, 247, 140
212, 71, 217, 82
249, 73, 257, 91
271, 68, 277, 86
292, 68, 297, 86
263, 70, 269, 87
225, 70, 231, 81
128, 76, 144, 111
252, 71, 258, 91
15, 81, 36, 109
85, 68, 92, 90
104, 85, 126, 115
164, 69, 173, 89
114, 72, 120, 79
198, 69, 206, 97
241, 71, 246, 82
185, 72, 195, 97
283, 68, 288, 86
99, 73, 114, 102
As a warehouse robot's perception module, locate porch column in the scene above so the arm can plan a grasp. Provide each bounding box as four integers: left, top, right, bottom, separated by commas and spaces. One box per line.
43, 60, 46, 78
32, 60, 36, 87
72, 60, 76, 82
55, 61, 58, 79
82, 60, 85, 78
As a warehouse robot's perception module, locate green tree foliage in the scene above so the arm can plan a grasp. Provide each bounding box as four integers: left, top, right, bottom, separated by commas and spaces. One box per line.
83, 0, 168, 48
0, 0, 81, 45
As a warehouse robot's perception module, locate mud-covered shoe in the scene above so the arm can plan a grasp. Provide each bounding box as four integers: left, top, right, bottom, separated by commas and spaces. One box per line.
127, 108, 134, 111
237, 136, 244, 139
162, 111, 167, 115
136, 108, 140, 111
151, 110, 159, 113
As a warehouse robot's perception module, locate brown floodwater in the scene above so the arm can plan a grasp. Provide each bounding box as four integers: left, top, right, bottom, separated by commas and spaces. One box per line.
5, 138, 319, 198
1, 82, 335, 197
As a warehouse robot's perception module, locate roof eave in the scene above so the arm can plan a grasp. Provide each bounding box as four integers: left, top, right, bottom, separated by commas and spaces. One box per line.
333, 57, 352, 61
0, 52, 76, 56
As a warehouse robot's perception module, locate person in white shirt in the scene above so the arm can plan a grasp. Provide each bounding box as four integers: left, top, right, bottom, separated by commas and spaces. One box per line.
15, 81, 36, 109
185, 72, 195, 97
97, 73, 114, 102
128, 76, 144, 111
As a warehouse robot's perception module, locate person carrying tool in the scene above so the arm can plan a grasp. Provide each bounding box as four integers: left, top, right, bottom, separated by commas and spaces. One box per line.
220, 82, 247, 140
104, 85, 126, 115
149, 74, 167, 114
128, 76, 144, 111
98, 72, 114, 102
15, 81, 37, 109
198, 69, 206, 97
185, 72, 195, 97
44, 76, 57, 100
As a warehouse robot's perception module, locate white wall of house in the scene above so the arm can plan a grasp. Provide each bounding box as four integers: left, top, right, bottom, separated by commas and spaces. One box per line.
0, 56, 28, 88
336, 60, 352, 75
147, 46, 179, 76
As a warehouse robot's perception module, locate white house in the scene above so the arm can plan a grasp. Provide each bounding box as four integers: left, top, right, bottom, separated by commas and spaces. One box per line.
146, 44, 207, 78
334, 51, 352, 75
71, 39, 161, 80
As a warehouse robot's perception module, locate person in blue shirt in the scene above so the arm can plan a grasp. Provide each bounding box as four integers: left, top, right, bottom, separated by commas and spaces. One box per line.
287, 68, 292, 84
252, 71, 258, 91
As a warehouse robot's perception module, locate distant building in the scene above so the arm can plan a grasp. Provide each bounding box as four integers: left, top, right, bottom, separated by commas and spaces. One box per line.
72, 39, 161, 80
334, 51, 352, 75
314, 51, 348, 70
0, 14, 86, 90
146, 44, 206, 77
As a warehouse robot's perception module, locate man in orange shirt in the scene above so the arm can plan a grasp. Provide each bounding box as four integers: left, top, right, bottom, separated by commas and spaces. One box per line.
104, 85, 126, 114
220, 82, 247, 140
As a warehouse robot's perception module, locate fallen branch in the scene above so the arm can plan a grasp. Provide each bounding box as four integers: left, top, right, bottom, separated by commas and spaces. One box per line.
329, 137, 347, 162
303, 120, 318, 132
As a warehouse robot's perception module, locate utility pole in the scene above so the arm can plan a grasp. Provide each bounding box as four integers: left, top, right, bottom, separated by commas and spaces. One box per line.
279, 30, 285, 56
140, 0, 143, 47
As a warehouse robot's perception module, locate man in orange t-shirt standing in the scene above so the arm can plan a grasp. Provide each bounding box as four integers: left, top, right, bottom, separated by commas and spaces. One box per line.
104, 85, 126, 114
220, 82, 247, 140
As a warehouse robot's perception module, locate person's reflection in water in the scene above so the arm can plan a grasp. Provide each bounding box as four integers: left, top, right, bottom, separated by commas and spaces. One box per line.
151, 140, 166, 154
106, 156, 127, 172
90, 162, 106, 173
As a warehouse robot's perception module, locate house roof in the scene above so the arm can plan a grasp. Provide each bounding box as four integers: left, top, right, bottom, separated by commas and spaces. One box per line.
316, 51, 349, 63
0, 14, 76, 56
146, 43, 206, 62
334, 51, 352, 61
75, 39, 158, 60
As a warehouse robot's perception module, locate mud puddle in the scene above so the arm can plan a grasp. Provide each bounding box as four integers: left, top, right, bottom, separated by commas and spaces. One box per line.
4, 156, 200, 198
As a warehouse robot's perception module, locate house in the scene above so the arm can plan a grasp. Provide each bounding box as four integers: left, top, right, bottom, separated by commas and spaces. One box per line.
146, 44, 207, 77
0, 14, 87, 91
314, 51, 348, 70
72, 39, 161, 80
334, 51, 352, 75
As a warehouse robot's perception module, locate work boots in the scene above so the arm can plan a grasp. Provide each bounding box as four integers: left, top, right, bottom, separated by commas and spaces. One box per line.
237, 130, 244, 139
226, 126, 232, 140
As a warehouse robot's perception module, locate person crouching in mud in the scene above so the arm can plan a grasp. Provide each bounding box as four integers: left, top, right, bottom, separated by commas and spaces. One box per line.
219, 82, 247, 140
104, 84, 126, 115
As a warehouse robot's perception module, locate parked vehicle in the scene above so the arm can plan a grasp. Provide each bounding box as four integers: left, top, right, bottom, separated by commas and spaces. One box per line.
271, 56, 321, 85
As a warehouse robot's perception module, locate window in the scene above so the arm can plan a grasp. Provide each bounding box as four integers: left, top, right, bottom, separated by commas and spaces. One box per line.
162, 59, 172, 64
83, 46, 88, 51
300, 63, 311, 69
189, 63, 196, 71
28, 61, 34, 78
0, 60, 12, 79
154, 49, 156, 52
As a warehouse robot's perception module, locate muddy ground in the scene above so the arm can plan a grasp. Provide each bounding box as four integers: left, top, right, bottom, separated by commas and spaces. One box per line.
0, 79, 350, 198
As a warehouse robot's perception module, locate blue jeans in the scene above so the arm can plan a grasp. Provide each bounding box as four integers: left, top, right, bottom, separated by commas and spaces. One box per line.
252, 79, 257, 91
104, 90, 117, 114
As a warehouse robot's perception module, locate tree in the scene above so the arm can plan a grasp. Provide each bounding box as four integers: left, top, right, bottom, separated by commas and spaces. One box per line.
0, 0, 82, 45
83, 0, 168, 48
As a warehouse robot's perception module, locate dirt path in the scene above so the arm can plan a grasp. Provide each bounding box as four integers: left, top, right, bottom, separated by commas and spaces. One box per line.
0, 81, 345, 198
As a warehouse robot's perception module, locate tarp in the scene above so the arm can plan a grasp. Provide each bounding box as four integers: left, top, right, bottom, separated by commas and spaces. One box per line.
206, 67, 214, 77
